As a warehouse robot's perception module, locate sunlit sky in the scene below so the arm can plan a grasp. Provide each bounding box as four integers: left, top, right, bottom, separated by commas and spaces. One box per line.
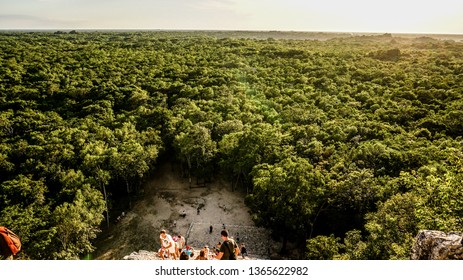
1, 0, 462, 34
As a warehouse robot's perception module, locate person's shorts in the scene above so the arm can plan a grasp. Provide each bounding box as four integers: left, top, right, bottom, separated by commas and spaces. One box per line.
167, 246, 176, 254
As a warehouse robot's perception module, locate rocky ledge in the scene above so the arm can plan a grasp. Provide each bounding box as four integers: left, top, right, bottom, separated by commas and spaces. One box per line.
411, 230, 463, 260
123, 250, 262, 260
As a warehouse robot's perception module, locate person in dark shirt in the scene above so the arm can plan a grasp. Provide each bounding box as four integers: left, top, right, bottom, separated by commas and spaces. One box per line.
240, 243, 247, 259
215, 229, 239, 260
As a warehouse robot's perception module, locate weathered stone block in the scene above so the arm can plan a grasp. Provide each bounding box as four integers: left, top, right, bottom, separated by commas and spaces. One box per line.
411, 230, 463, 260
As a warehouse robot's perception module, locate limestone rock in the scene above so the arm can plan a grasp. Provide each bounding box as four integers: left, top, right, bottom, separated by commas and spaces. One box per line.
411, 230, 463, 260
123, 250, 161, 260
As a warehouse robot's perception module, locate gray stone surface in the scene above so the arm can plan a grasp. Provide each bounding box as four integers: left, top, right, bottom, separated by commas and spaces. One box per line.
186, 222, 270, 259
123, 222, 270, 260
411, 230, 463, 260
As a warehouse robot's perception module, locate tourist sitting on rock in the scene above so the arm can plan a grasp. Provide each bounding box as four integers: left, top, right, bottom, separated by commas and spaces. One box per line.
172, 236, 180, 259
180, 251, 189, 260
177, 235, 186, 251
183, 245, 195, 258
204, 245, 210, 259
215, 242, 222, 251
213, 248, 220, 259
195, 249, 208, 260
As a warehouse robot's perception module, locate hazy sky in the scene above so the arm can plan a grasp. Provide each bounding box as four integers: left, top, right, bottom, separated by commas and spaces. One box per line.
1, 0, 462, 34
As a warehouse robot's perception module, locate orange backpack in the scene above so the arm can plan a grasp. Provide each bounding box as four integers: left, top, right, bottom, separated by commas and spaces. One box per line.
0, 226, 22, 256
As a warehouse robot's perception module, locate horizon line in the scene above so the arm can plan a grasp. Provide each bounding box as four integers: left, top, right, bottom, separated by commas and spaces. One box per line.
0, 28, 462, 36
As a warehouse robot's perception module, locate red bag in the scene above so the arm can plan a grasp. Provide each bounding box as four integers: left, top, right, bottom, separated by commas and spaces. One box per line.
0, 226, 22, 256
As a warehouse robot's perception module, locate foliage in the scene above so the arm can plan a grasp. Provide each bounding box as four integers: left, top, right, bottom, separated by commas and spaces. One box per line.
1, 31, 463, 259
249, 157, 325, 252
306, 234, 342, 260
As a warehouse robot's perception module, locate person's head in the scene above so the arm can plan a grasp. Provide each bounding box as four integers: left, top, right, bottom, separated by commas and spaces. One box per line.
160, 229, 167, 238
220, 229, 228, 241
180, 251, 189, 260
199, 249, 206, 257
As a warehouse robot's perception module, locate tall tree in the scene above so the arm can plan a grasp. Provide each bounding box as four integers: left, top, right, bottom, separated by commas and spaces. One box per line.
52, 184, 105, 259
248, 156, 326, 252
174, 123, 217, 185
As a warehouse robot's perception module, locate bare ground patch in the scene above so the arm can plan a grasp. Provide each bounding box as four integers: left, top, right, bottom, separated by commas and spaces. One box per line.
93, 161, 264, 259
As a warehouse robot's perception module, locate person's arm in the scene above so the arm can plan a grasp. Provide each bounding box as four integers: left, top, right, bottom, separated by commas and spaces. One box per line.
216, 252, 224, 260
235, 248, 240, 256
234, 244, 240, 256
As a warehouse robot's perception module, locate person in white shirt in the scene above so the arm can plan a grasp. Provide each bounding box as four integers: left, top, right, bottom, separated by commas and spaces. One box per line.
159, 229, 177, 260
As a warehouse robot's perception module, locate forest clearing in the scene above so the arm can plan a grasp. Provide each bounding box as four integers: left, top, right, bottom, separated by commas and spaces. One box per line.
93, 161, 273, 260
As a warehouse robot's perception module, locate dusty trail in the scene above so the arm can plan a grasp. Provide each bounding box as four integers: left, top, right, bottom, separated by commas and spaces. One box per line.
93, 161, 268, 260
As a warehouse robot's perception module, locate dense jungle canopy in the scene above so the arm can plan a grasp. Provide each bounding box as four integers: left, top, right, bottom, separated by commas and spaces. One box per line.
1, 31, 463, 259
